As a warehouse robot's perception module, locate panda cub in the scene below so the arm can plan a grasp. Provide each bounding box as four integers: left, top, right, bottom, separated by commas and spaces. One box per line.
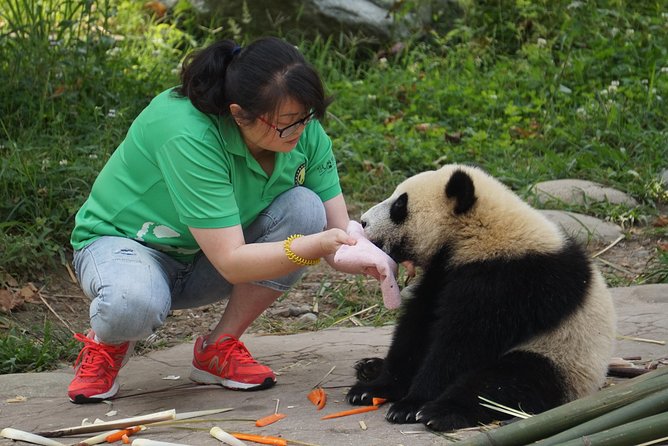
346, 164, 616, 432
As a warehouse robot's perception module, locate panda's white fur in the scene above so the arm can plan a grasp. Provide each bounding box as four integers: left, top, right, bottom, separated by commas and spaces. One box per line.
363, 164, 566, 265
347, 163, 616, 431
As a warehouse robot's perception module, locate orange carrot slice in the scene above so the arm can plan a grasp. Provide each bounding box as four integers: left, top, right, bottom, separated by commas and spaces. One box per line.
372, 397, 387, 406
105, 426, 142, 443
307, 387, 327, 410
320, 405, 379, 420
231, 432, 288, 446
255, 412, 287, 427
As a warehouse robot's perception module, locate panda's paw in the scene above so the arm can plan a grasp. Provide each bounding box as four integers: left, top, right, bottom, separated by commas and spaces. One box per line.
386, 398, 425, 424
353, 357, 384, 382
346, 383, 378, 406
418, 401, 473, 432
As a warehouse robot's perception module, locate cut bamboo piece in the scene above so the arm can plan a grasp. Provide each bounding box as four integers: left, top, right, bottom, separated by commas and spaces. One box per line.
535, 387, 668, 445
459, 366, 668, 446
557, 411, 668, 446
0, 428, 67, 446
147, 408, 234, 426
72, 429, 122, 446
210, 426, 247, 446
174, 408, 234, 420
36, 409, 176, 437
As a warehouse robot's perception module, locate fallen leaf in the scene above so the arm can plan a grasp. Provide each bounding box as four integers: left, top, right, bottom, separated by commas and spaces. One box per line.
19, 283, 40, 303
0, 289, 23, 313
653, 215, 668, 228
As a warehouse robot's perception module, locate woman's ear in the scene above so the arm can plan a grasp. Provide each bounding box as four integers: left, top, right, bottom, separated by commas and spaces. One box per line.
229, 103, 243, 125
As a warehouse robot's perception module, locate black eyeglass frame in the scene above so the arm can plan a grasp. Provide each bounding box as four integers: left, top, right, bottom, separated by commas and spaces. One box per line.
258, 111, 316, 138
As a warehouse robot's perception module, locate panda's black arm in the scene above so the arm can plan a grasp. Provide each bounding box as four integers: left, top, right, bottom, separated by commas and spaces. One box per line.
382, 284, 439, 384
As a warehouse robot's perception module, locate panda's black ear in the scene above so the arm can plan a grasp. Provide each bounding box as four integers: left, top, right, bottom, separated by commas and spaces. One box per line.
445, 170, 476, 214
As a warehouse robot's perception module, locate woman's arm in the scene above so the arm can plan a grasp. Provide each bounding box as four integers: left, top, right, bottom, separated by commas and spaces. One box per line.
190, 196, 353, 284
321, 193, 351, 267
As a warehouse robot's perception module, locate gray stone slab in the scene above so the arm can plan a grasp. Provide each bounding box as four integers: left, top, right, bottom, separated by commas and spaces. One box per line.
1, 284, 667, 446
532, 179, 638, 207
0, 327, 453, 446
540, 209, 623, 244
611, 284, 668, 361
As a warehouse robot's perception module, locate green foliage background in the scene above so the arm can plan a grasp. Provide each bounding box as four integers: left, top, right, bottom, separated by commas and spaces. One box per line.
1, 0, 667, 279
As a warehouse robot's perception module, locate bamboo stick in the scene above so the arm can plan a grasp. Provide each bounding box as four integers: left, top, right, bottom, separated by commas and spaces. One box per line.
557, 411, 668, 446
0, 428, 67, 446
459, 366, 668, 446
147, 408, 234, 426
535, 387, 668, 445
35, 409, 176, 437
72, 429, 123, 446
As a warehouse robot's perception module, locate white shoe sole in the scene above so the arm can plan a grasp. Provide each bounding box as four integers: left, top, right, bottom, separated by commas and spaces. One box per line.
189, 367, 275, 390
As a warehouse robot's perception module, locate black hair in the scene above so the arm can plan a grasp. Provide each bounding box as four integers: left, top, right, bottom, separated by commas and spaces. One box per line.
176, 37, 332, 123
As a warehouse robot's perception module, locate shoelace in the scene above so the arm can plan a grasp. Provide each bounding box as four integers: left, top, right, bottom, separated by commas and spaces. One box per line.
73, 333, 124, 378
212, 335, 257, 365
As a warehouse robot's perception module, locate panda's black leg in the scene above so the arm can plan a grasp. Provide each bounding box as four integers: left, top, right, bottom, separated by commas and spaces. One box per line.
417, 351, 566, 431
353, 357, 385, 383
347, 292, 435, 406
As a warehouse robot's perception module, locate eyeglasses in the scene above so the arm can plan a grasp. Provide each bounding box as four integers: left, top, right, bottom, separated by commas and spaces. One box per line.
257, 111, 315, 138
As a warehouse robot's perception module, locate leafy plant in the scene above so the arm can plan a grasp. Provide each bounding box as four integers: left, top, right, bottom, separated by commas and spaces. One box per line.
0, 323, 78, 374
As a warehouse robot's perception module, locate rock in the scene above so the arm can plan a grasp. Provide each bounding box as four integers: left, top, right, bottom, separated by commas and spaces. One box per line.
531, 179, 638, 207
269, 306, 292, 317
540, 210, 623, 244
181, 0, 462, 41
298, 312, 318, 324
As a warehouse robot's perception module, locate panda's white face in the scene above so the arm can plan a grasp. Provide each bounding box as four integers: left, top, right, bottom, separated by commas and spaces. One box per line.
361, 165, 476, 267
361, 164, 566, 267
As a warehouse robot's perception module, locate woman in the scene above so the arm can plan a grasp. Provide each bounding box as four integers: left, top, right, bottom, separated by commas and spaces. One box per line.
68, 36, 358, 403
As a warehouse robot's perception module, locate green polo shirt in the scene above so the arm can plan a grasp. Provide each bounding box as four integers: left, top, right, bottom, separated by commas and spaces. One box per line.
71, 88, 342, 262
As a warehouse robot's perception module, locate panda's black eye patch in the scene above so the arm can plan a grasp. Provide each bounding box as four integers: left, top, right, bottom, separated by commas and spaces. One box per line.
390, 193, 408, 224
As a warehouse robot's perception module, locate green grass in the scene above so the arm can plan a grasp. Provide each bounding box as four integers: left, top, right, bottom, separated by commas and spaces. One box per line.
1, 0, 667, 373
0, 322, 79, 373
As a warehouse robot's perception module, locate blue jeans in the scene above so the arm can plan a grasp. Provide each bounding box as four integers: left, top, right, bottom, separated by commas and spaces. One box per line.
73, 187, 327, 344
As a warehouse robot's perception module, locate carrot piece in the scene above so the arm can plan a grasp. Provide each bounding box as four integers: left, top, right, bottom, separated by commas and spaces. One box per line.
372, 397, 387, 406
230, 432, 288, 446
307, 387, 327, 410
320, 405, 379, 420
105, 426, 142, 443
255, 412, 287, 427
121, 434, 130, 444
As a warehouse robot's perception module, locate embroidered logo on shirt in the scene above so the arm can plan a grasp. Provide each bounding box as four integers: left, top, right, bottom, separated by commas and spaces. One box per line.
316, 155, 335, 176
294, 163, 306, 185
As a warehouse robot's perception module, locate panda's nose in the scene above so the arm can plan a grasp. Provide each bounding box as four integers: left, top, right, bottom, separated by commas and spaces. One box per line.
360, 220, 367, 228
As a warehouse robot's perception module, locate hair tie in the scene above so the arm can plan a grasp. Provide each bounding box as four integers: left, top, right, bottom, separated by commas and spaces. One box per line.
232, 45, 242, 56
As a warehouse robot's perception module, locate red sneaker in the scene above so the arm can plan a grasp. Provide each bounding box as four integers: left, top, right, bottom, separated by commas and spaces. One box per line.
190, 334, 276, 390
68, 332, 130, 404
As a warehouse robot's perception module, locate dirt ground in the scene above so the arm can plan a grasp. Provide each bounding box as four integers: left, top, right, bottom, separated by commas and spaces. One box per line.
1, 226, 665, 366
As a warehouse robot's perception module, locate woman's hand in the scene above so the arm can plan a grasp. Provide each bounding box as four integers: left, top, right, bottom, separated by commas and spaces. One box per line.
317, 228, 357, 256
293, 228, 356, 261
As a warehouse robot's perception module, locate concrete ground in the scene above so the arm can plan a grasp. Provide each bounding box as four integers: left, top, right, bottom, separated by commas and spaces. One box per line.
1, 284, 667, 446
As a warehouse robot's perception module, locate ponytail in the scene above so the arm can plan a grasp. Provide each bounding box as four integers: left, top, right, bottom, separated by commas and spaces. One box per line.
176, 39, 241, 115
